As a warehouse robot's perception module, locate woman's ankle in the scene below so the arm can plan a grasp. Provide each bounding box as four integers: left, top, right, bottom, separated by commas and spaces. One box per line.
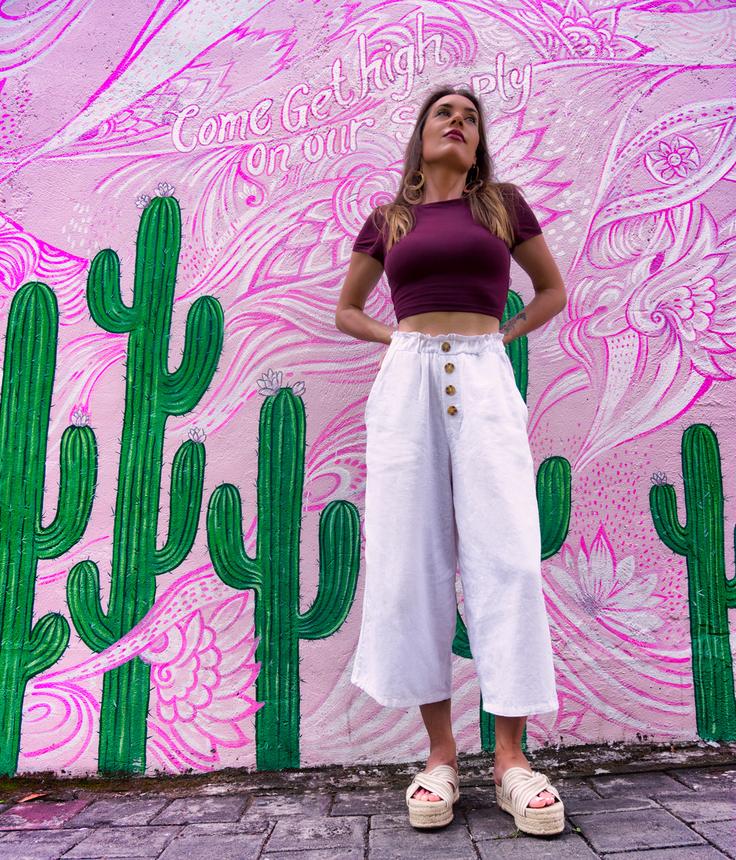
493, 746, 528, 763
427, 742, 457, 768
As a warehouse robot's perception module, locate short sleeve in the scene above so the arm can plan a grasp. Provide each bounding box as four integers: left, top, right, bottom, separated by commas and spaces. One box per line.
510, 190, 542, 251
352, 208, 385, 265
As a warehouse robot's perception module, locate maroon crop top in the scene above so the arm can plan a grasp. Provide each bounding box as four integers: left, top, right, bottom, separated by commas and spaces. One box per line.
351, 190, 543, 322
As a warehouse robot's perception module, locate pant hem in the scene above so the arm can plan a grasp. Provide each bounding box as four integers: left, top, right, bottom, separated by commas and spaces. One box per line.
480, 698, 559, 716
351, 677, 452, 708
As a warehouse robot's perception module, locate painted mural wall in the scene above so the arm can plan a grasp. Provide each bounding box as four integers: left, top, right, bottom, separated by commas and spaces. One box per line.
1, 1, 734, 777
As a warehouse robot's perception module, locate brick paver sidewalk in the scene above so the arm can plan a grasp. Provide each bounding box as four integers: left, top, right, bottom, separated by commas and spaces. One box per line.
0, 744, 734, 859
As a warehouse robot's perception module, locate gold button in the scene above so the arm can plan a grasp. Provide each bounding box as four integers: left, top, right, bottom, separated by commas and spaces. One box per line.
444, 362, 455, 373
445, 384, 455, 395
441, 341, 451, 351
447, 405, 458, 415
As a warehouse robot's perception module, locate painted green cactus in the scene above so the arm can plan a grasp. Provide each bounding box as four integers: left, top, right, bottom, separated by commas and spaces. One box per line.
452, 292, 571, 753
207, 384, 361, 770
66, 195, 225, 774
649, 423, 736, 741
0, 281, 97, 776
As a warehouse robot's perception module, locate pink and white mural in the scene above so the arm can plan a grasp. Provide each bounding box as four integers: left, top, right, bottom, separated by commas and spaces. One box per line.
1, 1, 735, 777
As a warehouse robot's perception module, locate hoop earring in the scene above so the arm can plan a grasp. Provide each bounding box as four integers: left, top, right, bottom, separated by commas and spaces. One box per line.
464, 163, 483, 195
403, 169, 425, 204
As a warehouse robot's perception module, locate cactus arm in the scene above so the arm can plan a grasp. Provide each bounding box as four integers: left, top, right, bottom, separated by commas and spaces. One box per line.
152, 439, 205, 574
298, 500, 360, 639
729, 525, 736, 607
207, 484, 261, 591
452, 608, 472, 658
650, 483, 689, 555
24, 613, 70, 679
86, 249, 140, 333
67, 560, 116, 652
37, 425, 98, 559
727, 579, 736, 607
538, 456, 572, 560
161, 297, 224, 416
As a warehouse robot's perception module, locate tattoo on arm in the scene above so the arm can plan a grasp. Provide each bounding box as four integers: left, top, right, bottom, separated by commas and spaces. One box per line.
499, 310, 526, 337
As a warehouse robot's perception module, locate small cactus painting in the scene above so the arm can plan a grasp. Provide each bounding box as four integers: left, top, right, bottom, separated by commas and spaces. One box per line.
207, 374, 361, 770
649, 424, 736, 742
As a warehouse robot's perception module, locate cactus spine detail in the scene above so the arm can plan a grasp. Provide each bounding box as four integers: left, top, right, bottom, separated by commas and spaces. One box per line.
66, 195, 224, 774
0, 282, 97, 776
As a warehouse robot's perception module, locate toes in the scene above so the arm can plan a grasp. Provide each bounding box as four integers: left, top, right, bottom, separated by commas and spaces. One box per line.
411, 788, 440, 802
528, 790, 555, 808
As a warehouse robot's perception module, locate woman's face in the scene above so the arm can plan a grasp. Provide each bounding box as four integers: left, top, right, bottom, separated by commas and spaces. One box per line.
420, 94, 480, 172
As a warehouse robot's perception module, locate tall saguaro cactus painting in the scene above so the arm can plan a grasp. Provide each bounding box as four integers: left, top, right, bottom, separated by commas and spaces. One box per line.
66, 195, 225, 774
0, 282, 98, 776
207, 385, 361, 770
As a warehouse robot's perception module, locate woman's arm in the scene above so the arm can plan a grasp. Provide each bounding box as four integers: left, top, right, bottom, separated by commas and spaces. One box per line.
501, 234, 567, 346
335, 251, 394, 345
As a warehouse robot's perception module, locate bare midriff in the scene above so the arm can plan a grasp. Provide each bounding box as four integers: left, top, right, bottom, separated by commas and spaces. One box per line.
397, 310, 501, 336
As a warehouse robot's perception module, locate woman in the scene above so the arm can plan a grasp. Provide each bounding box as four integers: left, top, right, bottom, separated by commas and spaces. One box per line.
335, 86, 568, 837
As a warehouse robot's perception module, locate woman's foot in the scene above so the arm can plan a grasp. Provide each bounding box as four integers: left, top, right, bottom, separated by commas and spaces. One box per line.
411, 747, 458, 802
494, 751, 556, 807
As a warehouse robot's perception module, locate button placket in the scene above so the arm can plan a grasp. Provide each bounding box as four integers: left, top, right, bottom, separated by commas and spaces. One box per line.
441, 341, 458, 415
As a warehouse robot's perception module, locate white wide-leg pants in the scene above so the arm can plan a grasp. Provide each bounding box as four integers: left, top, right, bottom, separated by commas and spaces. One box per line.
350, 330, 559, 716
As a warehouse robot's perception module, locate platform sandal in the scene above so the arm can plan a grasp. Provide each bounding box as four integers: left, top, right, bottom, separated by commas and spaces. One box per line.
496, 766, 565, 836
405, 763, 460, 829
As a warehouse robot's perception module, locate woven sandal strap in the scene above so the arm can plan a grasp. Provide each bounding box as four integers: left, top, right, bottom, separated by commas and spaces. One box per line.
502, 768, 558, 816
406, 767, 457, 805
426, 764, 459, 787
501, 766, 546, 795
